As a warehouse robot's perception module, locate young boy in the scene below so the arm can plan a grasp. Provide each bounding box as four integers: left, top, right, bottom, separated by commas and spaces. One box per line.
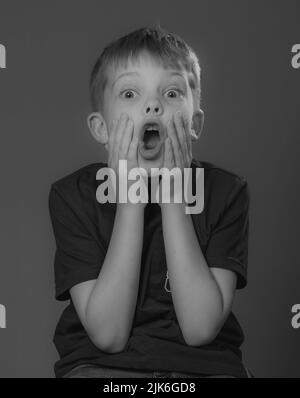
49, 26, 251, 378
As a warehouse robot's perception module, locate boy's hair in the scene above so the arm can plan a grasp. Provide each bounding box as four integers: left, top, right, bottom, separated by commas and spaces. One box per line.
89, 25, 201, 113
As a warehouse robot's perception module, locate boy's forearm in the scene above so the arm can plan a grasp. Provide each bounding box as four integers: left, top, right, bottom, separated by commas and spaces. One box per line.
85, 203, 144, 353
161, 203, 224, 346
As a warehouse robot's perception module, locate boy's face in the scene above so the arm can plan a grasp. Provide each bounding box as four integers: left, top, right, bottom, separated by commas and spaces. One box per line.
93, 51, 202, 173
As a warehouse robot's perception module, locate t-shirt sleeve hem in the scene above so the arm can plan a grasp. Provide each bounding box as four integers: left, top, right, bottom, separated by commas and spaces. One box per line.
205, 255, 247, 289
55, 268, 101, 301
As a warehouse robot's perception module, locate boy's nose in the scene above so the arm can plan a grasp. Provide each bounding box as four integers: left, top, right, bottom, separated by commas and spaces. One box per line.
144, 99, 162, 116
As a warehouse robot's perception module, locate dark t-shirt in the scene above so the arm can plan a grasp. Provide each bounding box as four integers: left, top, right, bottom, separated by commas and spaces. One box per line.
48, 158, 250, 378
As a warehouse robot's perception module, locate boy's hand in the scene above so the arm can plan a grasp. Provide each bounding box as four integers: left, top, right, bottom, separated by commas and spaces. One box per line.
164, 110, 192, 171
156, 111, 192, 207
107, 112, 147, 207
108, 112, 139, 174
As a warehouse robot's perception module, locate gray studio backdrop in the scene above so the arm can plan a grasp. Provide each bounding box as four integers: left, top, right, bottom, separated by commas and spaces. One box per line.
0, 0, 299, 377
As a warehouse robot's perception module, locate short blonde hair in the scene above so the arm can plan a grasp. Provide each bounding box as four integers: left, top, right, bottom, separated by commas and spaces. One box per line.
89, 25, 201, 113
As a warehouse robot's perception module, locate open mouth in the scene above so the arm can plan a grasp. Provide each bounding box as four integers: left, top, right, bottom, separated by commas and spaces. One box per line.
143, 126, 160, 149
139, 122, 163, 159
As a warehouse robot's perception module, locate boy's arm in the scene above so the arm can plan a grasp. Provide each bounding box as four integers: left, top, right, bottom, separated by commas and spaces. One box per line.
159, 111, 243, 346
161, 203, 237, 346
71, 203, 144, 353
71, 112, 145, 353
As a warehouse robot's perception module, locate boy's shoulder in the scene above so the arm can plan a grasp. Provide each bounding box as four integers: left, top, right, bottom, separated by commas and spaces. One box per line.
192, 158, 249, 212
49, 162, 105, 202
193, 158, 248, 187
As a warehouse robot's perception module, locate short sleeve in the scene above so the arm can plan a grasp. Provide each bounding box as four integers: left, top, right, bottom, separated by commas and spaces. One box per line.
48, 185, 106, 301
205, 178, 250, 289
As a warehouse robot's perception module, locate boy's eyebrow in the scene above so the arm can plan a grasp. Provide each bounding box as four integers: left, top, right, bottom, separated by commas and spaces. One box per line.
112, 72, 140, 88
112, 71, 186, 88
168, 71, 185, 79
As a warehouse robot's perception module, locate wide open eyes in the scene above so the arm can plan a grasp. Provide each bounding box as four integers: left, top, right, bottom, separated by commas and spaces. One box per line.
120, 88, 184, 100
165, 89, 184, 98
120, 89, 137, 99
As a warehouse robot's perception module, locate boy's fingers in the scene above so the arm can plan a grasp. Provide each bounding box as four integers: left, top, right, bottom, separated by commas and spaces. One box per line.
127, 134, 139, 161
163, 138, 170, 168
181, 115, 190, 166
110, 116, 121, 168
113, 112, 127, 163
120, 118, 133, 157
164, 137, 175, 169
127, 119, 139, 161
175, 111, 190, 167
114, 113, 127, 156
168, 116, 184, 168
108, 118, 118, 167
182, 125, 191, 167
174, 111, 186, 154
183, 116, 192, 165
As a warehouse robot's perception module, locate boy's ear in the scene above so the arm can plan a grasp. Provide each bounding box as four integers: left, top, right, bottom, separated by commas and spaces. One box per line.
190, 109, 204, 141
87, 112, 108, 149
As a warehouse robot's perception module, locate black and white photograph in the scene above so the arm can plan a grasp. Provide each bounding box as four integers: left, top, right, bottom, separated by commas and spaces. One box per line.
0, 0, 299, 381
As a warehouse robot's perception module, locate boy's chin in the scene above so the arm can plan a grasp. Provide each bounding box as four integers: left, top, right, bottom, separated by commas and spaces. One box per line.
137, 150, 164, 176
